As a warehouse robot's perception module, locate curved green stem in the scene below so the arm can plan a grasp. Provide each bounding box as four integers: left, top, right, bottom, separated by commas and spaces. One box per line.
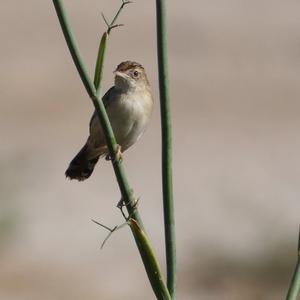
156, 0, 176, 298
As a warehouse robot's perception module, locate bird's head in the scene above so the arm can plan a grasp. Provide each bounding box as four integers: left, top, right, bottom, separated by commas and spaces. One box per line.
114, 61, 149, 92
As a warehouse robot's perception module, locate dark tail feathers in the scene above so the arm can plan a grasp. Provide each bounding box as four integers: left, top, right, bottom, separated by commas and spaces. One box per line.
65, 144, 100, 181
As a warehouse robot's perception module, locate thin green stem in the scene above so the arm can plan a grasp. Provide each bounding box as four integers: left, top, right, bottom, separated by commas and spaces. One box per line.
130, 219, 171, 300
52, 1, 171, 299
286, 226, 300, 300
286, 261, 300, 300
156, 0, 176, 298
52, 0, 95, 99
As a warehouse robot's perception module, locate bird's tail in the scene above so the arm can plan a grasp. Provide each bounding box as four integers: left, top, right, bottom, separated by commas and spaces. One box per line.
65, 144, 100, 181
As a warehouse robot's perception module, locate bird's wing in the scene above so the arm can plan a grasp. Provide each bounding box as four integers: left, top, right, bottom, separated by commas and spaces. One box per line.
89, 86, 115, 129
102, 86, 116, 108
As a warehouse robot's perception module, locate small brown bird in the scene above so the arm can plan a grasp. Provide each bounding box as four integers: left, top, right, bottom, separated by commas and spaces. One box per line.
65, 61, 154, 181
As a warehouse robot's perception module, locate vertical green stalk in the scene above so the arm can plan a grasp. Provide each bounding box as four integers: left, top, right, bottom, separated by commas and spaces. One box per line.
156, 0, 176, 298
286, 227, 300, 300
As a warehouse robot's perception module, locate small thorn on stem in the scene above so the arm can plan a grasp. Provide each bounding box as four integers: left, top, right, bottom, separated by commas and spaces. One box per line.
100, 226, 118, 249
110, 24, 124, 30
91, 219, 114, 232
92, 218, 129, 249
101, 13, 110, 27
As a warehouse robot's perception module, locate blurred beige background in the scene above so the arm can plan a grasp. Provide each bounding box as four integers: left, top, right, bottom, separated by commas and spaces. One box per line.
1, 0, 300, 299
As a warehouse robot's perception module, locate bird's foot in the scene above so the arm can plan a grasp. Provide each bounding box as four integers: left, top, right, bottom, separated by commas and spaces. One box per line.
105, 144, 123, 163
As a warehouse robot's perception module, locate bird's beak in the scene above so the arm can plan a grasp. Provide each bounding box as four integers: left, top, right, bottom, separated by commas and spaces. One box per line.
114, 71, 128, 79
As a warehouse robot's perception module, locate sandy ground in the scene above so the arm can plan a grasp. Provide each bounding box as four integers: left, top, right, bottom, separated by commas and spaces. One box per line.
1, 1, 300, 299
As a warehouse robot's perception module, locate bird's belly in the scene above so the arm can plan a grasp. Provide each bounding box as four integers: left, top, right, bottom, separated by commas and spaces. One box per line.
89, 91, 153, 154
109, 108, 147, 150
108, 96, 152, 150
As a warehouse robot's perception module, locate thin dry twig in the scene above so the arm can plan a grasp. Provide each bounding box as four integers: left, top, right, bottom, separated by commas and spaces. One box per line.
92, 219, 128, 249
101, 0, 132, 34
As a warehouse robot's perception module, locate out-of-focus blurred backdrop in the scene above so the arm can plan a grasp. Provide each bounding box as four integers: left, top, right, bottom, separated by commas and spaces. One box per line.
1, 1, 300, 299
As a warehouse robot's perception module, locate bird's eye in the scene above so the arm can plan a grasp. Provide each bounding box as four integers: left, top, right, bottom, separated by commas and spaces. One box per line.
133, 70, 139, 77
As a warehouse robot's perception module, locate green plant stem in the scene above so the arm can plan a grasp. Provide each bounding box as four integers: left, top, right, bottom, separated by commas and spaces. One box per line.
286, 261, 300, 300
156, 0, 176, 298
52, 1, 171, 299
286, 227, 300, 300
130, 219, 172, 300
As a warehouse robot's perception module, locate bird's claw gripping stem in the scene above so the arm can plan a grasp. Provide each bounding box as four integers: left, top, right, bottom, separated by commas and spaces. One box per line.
105, 144, 123, 163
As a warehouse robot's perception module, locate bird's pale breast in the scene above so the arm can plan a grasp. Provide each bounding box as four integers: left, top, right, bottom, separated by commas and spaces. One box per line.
89, 88, 153, 153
